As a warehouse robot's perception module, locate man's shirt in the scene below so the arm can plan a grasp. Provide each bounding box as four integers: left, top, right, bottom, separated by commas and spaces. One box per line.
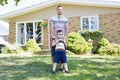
49, 15, 68, 37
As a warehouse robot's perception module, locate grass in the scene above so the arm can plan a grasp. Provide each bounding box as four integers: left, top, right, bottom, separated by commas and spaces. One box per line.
0, 53, 120, 80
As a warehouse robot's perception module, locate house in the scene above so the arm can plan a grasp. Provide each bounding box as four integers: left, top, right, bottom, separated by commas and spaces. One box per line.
0, 0, 120, 50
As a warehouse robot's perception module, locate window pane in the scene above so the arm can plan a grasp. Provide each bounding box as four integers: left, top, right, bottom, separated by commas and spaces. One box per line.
82, 18, 89, 30
35, 22, 42, 44
26, 22, 33, 41
17, 23, 25, 45
90, 17, 98, 31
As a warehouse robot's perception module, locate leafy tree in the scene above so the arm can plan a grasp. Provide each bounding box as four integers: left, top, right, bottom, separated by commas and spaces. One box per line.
0, 0, 20, 6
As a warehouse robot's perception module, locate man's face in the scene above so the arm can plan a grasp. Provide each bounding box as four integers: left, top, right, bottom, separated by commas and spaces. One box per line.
57, 7, 63, 15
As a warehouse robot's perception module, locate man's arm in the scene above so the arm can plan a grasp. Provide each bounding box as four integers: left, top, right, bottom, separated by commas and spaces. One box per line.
49, 22, 58, 47
64, 22, 69, 41
50, 23, 58, 40
49, 23, 53, 47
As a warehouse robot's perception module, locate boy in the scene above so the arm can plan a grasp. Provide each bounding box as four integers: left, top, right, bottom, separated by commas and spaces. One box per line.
52, 30, 69, 74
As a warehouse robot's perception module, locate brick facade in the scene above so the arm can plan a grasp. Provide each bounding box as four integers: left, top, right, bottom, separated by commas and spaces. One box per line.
40, 26, 49, 49
99, 13, 120, 44
68, 16, 80, 33
9, 21, 16, 43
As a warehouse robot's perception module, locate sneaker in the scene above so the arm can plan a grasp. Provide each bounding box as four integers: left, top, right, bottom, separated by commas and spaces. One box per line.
60, 68, 64, 73
52, 71, 56, 75
65, 71, 70, 74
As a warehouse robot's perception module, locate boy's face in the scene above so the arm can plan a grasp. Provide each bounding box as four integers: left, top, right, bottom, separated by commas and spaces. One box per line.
57, 32, 63, 39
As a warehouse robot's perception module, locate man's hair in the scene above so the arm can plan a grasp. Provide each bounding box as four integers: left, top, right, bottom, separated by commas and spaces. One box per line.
56, 5, 62, 9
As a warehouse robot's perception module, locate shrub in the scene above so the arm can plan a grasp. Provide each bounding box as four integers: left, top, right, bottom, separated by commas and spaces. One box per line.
66, 32, 92, 54
24, 39, 41, 53
98, 37, 110, 48
97, 43, 120, 56
2, 42, 24, 54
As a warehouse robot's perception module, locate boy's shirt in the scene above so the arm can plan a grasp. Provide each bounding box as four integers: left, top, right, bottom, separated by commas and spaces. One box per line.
55, 41, 65, 50
52, 39, 65, 50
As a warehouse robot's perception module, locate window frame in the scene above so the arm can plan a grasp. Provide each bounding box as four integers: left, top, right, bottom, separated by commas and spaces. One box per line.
16, 20, 43, 46
81, 15, 99, 31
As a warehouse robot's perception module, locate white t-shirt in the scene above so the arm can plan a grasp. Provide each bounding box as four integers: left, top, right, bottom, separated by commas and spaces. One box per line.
55, 42, 65, 50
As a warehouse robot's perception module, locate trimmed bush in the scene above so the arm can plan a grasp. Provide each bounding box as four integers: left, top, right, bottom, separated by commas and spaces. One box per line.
97, 43, 120, 56
2, 42, 24, 54
97, 37, 110, 48
24, 39, 41, 53
66, 32, 92, 54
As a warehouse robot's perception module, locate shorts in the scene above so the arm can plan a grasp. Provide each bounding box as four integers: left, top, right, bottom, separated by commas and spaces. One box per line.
53, 50, 67, 63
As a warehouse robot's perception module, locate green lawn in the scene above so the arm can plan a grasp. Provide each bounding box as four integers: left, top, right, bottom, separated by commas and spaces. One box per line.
0, 54, 120, 80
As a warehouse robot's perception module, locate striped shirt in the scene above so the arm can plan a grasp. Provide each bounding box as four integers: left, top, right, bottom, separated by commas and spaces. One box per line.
49, 15, 68, 37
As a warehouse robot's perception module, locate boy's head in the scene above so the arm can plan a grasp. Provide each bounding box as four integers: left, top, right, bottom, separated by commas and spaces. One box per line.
56, 30, 63, 39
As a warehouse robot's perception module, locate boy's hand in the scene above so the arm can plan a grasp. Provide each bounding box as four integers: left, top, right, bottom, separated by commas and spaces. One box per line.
56, 39, 60, 43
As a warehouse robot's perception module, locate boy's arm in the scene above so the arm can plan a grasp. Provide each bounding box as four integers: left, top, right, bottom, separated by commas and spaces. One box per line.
52, 39, 59, 47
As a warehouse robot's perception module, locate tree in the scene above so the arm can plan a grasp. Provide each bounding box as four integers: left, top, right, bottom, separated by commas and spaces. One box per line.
0, 0, 20, 6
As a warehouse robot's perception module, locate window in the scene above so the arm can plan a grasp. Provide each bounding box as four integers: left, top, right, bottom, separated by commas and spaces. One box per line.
81, 16, 99, 31
16, 21, 43, 46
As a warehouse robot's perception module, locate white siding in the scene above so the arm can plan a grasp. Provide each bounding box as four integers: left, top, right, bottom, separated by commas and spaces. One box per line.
10, 4, 120, 21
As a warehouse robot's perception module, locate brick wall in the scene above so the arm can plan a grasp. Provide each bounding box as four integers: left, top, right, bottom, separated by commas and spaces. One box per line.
99, 13, 120, 44
40, 26, 49, 49
68, 16, 80, 33
9, 21, 16, 43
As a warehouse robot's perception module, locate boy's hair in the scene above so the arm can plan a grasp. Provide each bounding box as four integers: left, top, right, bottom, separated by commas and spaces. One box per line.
57, 30, 62, 34
56, 5, 62, 9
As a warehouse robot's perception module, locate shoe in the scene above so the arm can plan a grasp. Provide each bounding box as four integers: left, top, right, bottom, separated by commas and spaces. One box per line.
60, 68, 64, 73
52, 71, 56, 75
65, 71, 70, 74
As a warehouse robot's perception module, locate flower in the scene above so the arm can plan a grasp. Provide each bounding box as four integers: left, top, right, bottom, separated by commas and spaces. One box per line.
39, 19, 48, 28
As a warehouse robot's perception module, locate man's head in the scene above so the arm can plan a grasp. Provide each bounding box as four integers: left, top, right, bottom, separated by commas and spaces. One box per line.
56, 5, 63, 16
57, 30, 63, 39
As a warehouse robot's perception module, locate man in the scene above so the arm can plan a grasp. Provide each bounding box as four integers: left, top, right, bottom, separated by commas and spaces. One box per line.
49, 5, 69, 72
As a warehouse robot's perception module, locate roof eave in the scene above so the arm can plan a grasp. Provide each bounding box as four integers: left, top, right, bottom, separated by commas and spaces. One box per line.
60, 0, 120, 8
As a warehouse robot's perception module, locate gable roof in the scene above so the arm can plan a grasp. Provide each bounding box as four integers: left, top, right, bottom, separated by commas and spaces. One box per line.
0, 0, 120, 21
